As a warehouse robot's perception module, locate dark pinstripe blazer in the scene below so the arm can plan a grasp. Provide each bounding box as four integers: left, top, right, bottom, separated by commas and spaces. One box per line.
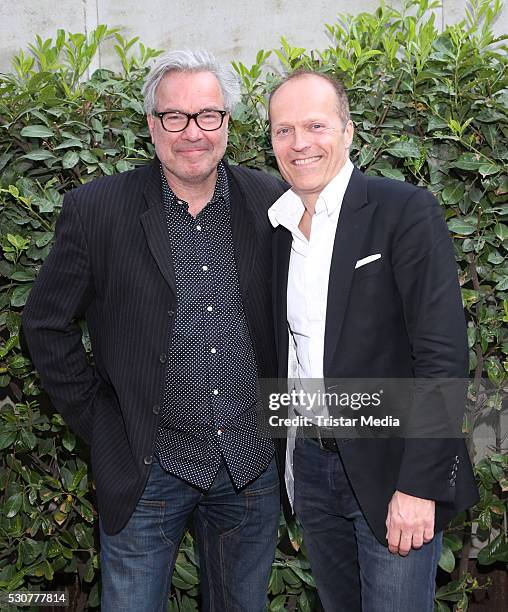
22, 159, 287, 535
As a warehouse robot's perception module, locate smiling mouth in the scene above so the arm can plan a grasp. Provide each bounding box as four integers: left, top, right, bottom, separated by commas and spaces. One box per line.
292, 156, 321, 166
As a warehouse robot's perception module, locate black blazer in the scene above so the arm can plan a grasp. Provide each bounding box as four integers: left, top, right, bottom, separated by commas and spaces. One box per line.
273, 167, 479, 544
22, 160, 287, 535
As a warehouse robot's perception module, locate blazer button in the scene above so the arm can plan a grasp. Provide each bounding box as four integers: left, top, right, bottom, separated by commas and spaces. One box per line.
168, 309, 175, 317
159, 353, 167, 363
152, 404, 160, 415
143, 455, 153, 465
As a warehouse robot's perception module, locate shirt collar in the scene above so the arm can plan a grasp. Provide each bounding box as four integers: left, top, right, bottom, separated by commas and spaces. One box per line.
268, 158, 354, 232
159, 161, 229, 209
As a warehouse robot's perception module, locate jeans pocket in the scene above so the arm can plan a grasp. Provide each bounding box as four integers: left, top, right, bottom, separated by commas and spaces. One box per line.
244, 460, 279, 497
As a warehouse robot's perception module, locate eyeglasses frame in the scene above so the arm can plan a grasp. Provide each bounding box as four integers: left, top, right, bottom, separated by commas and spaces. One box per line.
152, 109, 228, 132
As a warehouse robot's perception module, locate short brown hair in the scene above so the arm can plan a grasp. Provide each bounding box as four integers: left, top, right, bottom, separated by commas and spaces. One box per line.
268, 69, 350, 126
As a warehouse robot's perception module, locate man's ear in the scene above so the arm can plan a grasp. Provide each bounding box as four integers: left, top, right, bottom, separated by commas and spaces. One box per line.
146, 114, 156, 144
344, 120, 354, 149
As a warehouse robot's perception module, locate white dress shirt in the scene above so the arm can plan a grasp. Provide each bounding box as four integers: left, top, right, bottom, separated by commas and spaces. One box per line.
268, 158, 354, 505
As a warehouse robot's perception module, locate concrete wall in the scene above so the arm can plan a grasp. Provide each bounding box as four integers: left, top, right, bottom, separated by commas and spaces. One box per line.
0, 0, 506, 75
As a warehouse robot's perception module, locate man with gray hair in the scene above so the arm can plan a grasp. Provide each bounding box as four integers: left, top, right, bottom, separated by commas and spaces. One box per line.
22, 50, 286, 611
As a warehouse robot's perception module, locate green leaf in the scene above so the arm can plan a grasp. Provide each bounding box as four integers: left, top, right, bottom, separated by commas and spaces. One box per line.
453, 153, 483, 171
88, 583, 100, 607
80, 150, 98, 164
62, 150, 80, 169
495, 276, 508, 291
443, 534, 463, 552
21, 150, 56, 161
438, 545, 456, 573
427, 116, 448, 131
35, 232, 54, 247
447, 218, 476, 235
477, 534, 508, 565
287, 564, 316, 587
479, 163, 500, 177
20, 430, 36, 449
10, 269, 36, 281
494, 223, 508, 241
441, 182, 465, 205
0, 430, 17, 450
386, 141, 420, 158
10, 284, 32, 307
54, 139, 83, 150
174, 562, 199, 586
476, 109, 506, 123
487, 250, 504, 264
7, 234, 28, 249
269, 594, 287, 611
83, 556, 95, 582
379, 167, 405, 181
62, 430, 76, 452
461, 289, 480, 307
358, 145, 376, 167
298, 590, 312, 612
70, 466, 87, 491
53, 510, 67, 526
5, 492, 23, 518
43, 560, 54, 581
20, 125, 55, 138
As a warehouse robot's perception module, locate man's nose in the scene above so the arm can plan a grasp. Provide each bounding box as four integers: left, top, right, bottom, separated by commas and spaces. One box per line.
291, 128, 310, 151
182, 117, 203, 140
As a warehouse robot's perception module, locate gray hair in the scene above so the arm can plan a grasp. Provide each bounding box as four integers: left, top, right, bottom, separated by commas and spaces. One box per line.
142, 49, 241, 115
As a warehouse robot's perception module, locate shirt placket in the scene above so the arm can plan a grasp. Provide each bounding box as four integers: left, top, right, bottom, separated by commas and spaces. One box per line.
193, 204, 225, 441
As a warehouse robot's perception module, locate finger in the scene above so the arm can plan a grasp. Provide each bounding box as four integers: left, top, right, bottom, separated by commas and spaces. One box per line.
398, 532, 412, 556
423, 524, 435, 543
387, 526, 401, 554
412, 529, 424, 549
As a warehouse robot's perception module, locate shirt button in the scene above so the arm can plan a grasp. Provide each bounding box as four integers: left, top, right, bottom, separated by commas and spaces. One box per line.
213, 389, 219, 395
211, 347, 216, 354
202, 265, 208, 272
196, 225, 202, 231
159, 353, 167, 363
143, 456, 153, 465
207, 306, 213, 312
152, 404, 160, 415
217, 429, 223, 436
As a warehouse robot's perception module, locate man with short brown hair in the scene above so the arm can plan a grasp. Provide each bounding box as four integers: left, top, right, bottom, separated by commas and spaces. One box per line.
268, 70, 478, 611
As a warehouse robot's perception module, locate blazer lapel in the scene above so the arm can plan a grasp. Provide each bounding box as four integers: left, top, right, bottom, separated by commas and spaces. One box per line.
324, 168, 377, 374
274, 227, 292, 375
140, 161, 176, 295
226, 165, 256, 304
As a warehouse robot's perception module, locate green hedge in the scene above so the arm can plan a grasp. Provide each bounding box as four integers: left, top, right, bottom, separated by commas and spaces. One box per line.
0, 1, 507, 610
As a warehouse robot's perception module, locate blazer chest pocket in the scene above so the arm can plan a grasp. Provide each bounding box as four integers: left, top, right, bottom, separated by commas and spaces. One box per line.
353, 257, 384, 280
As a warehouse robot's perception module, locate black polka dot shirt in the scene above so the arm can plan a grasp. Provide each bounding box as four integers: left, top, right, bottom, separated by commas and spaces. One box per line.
154, 162, 274, 490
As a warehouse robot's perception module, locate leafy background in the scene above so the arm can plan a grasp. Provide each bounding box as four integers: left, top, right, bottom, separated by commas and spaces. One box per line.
0, 0, 507, 610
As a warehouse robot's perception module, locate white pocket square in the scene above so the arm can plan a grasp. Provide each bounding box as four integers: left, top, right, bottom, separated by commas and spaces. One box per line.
355, 254, 381, 269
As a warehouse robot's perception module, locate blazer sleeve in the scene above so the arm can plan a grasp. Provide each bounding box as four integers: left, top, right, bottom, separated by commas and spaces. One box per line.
22, 191, 99, 444
390, 188, 468, 502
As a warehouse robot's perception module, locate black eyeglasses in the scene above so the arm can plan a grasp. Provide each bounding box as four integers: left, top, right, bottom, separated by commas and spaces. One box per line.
152, 109, 228, 132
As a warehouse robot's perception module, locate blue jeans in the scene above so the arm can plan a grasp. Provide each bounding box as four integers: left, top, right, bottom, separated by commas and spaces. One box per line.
100, 457, 279, 612
293, 437, 442, 612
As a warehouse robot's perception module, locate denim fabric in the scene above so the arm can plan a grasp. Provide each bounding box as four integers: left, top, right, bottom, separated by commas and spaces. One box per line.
100, 457, 279, 612
293, 437, 442, 612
